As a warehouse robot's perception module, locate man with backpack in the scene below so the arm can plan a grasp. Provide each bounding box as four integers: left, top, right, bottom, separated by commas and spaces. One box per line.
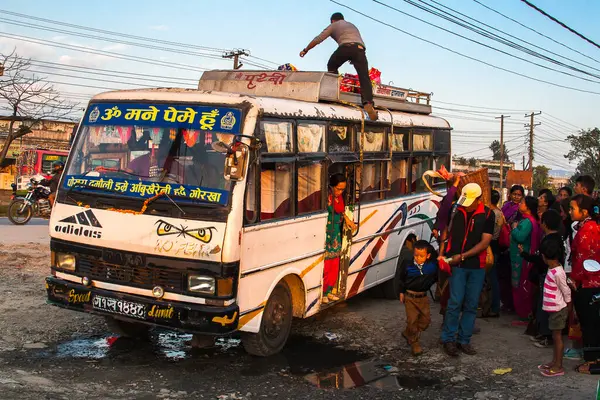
439, 183, 495, 357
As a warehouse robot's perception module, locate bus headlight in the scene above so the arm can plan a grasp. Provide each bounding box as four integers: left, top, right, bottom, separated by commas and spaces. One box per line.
188, 275, 215, 294
56, 253, 76, 271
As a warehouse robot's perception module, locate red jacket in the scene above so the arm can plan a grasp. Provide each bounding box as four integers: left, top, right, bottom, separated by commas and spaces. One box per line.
571, 219, 600, 289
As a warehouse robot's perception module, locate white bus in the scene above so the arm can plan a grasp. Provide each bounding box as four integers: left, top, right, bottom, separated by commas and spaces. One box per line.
45, 71, 451, 356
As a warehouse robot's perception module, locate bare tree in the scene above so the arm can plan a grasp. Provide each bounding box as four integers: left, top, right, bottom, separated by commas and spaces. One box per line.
0, 49, 79, 164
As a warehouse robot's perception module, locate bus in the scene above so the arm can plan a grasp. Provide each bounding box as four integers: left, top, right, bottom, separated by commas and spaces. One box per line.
16, 148, 69, 190
45, 70, 451, 356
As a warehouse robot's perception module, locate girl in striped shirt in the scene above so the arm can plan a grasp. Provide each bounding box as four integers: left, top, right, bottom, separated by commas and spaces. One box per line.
538, 238, 572, 377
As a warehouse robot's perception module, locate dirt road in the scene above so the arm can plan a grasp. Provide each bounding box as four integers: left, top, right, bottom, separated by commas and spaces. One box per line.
0, 242, 597, 399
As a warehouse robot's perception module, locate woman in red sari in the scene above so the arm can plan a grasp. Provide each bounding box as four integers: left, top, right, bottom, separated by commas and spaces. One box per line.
323, 173, 356, 304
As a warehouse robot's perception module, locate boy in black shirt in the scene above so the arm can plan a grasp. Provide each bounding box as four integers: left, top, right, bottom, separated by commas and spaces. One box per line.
399, 240, 438, 356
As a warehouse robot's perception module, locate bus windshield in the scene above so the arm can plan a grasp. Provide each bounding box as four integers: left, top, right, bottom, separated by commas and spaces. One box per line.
63, 102, 244, 207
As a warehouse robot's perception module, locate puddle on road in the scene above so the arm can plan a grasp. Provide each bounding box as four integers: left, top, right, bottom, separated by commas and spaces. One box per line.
305, 359, 441, 390
37, 332, 440, 391
47, 330, 242, 362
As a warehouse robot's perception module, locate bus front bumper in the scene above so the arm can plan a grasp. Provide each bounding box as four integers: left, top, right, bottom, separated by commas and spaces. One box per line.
45, 277, 239, 335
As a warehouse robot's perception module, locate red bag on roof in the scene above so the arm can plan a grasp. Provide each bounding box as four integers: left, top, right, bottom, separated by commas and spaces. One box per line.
340, 73, 360, 93
369, 67, 381, 85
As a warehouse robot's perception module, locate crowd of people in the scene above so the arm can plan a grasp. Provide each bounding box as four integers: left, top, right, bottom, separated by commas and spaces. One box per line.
396, 174, 600, 378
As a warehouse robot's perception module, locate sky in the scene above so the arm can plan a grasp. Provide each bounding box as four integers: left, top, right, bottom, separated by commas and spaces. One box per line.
1, 0, 599, 172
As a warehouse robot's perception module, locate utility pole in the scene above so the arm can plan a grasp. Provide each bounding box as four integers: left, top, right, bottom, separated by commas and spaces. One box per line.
222, 49, 249, 70
524, 111, 541, 171
495, 114, 510, 190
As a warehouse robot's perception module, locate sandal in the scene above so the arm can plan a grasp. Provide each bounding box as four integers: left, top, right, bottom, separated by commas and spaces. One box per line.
537, 363, 553, 370
540, 367, 564, 377
575, 362, 591, 374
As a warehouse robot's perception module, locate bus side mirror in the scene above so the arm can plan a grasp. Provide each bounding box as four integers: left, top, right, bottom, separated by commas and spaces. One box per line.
212, 141, 248, 182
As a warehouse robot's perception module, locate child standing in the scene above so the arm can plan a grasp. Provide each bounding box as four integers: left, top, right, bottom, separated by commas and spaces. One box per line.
399, 240, 438, 356
538, 239, 572, 377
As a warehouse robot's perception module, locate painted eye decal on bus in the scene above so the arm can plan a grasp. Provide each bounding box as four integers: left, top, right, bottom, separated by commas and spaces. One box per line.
155, 220, 216, 243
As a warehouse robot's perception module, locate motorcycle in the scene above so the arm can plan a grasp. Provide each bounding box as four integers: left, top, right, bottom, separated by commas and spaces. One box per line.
7, 175, 53, 225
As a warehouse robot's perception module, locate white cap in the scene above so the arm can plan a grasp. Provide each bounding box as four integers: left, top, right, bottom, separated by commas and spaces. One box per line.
457, 183, 482, 207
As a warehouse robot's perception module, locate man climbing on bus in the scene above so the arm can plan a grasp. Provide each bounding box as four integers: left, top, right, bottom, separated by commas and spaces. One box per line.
300, 12, 378, 121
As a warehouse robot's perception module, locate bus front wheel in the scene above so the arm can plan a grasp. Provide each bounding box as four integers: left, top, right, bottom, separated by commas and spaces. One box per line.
241, 281, 293, 357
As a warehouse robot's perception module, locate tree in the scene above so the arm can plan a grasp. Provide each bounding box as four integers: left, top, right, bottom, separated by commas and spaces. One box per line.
0, 50, 78, 164
468, 157, 477, 168
564, 128, 600, 186
532, 165, 550, 194
489, 140, 510, 162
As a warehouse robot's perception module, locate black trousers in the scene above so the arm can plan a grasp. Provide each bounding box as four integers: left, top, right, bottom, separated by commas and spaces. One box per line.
327, 43, 374, 105
574, 287, 600, 362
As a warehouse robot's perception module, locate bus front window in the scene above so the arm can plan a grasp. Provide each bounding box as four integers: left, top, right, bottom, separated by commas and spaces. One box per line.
63, 102, 244, 207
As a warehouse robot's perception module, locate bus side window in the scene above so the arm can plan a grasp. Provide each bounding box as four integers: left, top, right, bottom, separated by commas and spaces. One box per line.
361, 161, 382, 202
390, 158, 409, 196
411, 156, 432, 193
260, 161, 293, 221
297, 160, 324, 214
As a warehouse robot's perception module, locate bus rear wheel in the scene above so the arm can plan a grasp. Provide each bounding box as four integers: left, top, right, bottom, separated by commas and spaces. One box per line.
241, 281, 292, 357
104, 316, 150, 339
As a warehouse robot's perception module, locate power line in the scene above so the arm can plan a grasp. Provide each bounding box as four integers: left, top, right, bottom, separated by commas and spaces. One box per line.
543, 113, 582, 131
453, 134, 528, 156
25, 64, 197, 86
0, 9, 280, 68
472, 0, 600, 65
0, 18, 235, 64
520, 0, 600, 50
434, 112, 524, 124
0, 32, 207, 73
430, 99, 530, 112
0, 9, 227, 53
330, 0, 600, 95
375, 0, 600, 84
26, 69, 196, 88
26, 59, 197, 83
421, 0, 600, 74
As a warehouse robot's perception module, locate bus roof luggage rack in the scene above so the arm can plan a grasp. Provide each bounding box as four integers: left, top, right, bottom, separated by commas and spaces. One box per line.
198, 70, 432, 115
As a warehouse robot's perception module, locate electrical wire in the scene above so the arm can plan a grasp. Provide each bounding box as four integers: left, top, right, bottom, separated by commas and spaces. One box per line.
0, 32, 208, 73
472, 0, 600, 65
329, 0, 600, 95
0, 10, 280, 68
430, 99, 531, 112
520, 0, 600, 50
0, 9, 227, 53
420, 0, 600, 74
376, 0, 600, 84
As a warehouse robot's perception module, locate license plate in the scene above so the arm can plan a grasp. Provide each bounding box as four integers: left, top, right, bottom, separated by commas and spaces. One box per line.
92, 295, 146, 319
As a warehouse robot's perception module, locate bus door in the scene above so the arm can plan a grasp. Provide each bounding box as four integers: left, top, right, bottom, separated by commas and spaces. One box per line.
328, 156, 359, 301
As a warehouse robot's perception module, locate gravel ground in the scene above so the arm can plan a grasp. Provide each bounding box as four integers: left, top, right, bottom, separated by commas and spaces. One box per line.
0, 242, 597, 399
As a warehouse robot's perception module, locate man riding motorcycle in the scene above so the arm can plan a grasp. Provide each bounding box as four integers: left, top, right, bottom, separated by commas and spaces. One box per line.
42, 161, 64, 207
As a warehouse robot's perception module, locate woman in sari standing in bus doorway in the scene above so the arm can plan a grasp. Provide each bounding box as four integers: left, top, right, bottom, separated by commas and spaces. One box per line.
323, 173, 356, 304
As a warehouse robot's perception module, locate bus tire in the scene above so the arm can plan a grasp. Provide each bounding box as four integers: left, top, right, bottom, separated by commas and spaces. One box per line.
241, 281, 293, 357
104, 316, 150, 339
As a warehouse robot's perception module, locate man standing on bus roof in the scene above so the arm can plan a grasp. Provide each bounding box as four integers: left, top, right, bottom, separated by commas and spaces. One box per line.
300, 12, 378, 121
